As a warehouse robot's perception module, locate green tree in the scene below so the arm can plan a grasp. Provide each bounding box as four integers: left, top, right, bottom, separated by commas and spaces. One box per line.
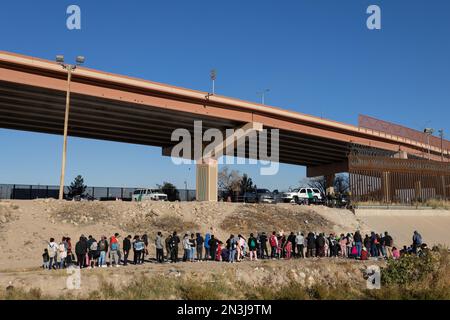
67, 175, 87, 198
239, 173, 255, 195
158, 182, 179, 201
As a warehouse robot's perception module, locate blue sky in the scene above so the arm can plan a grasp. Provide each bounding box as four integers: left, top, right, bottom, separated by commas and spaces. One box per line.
0, 0, 449, 190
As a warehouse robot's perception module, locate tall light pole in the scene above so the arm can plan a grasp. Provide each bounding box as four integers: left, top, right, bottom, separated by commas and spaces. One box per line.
438, 129, 444, 162
210, 69, 217, 95
257, 89, 270, 105
423, 128, 434, 161
57, 55, 85, 200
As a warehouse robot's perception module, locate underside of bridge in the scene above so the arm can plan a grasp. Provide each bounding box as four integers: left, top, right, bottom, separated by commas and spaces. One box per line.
1, 51, 449, 202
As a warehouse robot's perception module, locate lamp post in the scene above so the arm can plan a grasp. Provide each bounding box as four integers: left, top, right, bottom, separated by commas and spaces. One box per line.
423, 128, 434, 161
57, 55, 85, 200
257, 89, 270, 105
438, 129, 444, 162
210, 69, 217, 95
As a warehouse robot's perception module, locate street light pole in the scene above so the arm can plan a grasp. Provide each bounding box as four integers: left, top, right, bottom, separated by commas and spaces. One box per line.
423, 128, 434, 161
57, 55, 85, 200
257, 89, 270, 105
438, 129, 444, 162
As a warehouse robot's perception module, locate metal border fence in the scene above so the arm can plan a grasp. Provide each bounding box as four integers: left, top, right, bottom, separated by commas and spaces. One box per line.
0, 184, 196, 202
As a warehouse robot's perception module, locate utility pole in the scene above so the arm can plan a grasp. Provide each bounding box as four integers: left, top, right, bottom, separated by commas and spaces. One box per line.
438, 129, 444, 162
56, 55, 85, 200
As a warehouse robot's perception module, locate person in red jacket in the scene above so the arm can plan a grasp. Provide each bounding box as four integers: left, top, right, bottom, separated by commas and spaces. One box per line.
360, 247, 369, 260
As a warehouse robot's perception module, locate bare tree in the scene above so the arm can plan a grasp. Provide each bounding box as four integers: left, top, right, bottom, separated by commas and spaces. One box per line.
218, 167, 242, 195
300, 173, 349, 195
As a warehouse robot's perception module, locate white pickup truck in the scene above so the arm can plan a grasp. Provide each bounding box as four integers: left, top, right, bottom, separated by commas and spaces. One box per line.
281, 187, 323, 204
132, 189, 168, 202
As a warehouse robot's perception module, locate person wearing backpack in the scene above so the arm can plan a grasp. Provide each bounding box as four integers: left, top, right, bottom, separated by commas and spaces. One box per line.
248, 233, 258, 261
88, 237, 99, 268
47, 238, 58, 270
269, 231, 278, 259
123, 235, 132, 266
296, 232, 304, 258
97, 236, 108, 267
196, 233, 204, 261
109, 233, 120, 267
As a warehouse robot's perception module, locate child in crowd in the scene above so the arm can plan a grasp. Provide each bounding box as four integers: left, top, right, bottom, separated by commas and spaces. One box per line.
392, 247, 400, 259
42, 249, 49, 269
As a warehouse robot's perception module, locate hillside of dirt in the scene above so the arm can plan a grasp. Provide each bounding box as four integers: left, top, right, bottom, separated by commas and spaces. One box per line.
0, 199, 449, 273
0, 200, 369, 270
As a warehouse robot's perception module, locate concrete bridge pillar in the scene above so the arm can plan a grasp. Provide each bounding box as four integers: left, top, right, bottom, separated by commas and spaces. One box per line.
196, 158, 218, 202
325, 174, 335, 196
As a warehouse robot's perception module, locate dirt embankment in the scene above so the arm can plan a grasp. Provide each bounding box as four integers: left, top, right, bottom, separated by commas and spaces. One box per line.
0, 200, 358, 270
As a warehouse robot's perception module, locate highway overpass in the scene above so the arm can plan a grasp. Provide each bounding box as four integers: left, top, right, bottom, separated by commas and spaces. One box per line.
0, 51, 449, 201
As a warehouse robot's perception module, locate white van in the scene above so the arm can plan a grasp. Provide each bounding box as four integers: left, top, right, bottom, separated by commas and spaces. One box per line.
132, 189, 168, 202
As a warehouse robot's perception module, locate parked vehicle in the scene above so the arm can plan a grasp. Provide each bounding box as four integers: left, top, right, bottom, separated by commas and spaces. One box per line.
281, 187, 323, 204
243, 189, 275, 204
132, 189, 168, 202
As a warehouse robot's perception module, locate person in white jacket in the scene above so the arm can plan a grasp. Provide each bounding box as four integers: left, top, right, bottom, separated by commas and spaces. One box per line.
58, 237, 67, 269
47, 238, 58, 270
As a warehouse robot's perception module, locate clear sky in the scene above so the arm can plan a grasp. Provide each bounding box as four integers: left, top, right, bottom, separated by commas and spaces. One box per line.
0, 0, 449, 190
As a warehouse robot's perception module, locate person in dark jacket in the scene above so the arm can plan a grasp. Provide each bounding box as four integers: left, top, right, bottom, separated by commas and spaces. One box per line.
287, 232, 296, 257
165, 234, 172, 260
354, 231, 363, 257
75, 235, 88, 268
306, 232, 316, 258
364, 234, 371, 257
384, 231, 393, 258
122, 235, 132, 266
208, 235, 218, 261
316, 233, 326, 257
196, 233, 204, 261
260, 232, 269, 259
170, 231, 180, 263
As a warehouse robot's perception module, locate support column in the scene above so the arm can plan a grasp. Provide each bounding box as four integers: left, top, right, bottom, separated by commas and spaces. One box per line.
414, 180, 422, 202
196, 158, 218, 202
325, 174, 335, 196
382, 171, 391, 203
442, 176, 446, 200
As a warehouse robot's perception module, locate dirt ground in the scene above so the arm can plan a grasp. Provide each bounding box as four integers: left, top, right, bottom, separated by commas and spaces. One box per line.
0, 200, 449, 298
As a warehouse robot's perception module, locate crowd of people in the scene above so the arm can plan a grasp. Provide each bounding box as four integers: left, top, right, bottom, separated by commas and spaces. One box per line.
42, 229, 426, 269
